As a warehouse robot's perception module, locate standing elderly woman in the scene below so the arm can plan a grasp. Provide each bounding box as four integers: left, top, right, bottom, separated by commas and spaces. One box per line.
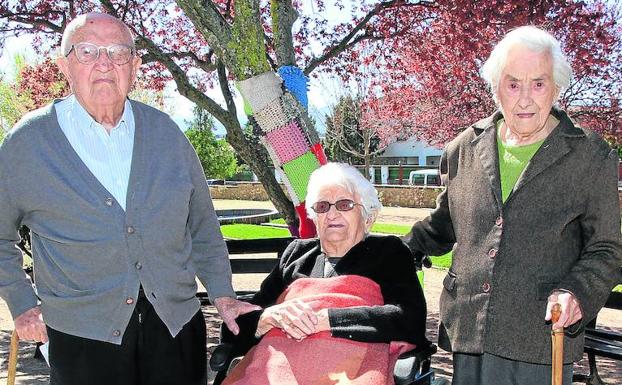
219, 162, 428, 385
403, 26, 622, 385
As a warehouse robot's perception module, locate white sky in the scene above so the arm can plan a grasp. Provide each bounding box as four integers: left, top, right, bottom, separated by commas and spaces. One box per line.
0, 0, 355, 134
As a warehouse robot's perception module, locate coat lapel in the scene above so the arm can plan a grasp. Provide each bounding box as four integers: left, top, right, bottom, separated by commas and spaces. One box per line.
471, 113, 503, 211
508, 108, 583, 201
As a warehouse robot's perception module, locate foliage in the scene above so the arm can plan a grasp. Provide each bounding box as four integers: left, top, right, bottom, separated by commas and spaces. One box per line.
324, 94, 386, 174
364, 0, 622, 148
0, 54, 59, 135
185, 106, 238, 179
0, 0, 428, 228
0, 80, 24, 138
16, 57, 69, 109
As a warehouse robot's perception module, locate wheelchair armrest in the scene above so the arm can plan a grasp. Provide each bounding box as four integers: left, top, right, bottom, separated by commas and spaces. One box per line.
409, 342, 437, 361
393, 343, 437, 385
209, 343, 235, 372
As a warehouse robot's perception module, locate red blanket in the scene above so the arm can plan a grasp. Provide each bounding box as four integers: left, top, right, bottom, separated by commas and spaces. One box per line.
222, 275, 415, 385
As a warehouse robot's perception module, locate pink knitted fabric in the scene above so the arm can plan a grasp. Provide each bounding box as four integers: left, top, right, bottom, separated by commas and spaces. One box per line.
265, 120, 310, 164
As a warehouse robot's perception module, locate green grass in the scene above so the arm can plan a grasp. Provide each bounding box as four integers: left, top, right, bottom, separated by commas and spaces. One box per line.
221, 223, 451, 269
429, 252, 453, 269
370, 223, 411, 235
220, 224, 291, 239
270, 219, 412, 236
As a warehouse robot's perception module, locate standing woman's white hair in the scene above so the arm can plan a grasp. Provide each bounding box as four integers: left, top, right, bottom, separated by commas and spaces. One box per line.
481, 25, 572, 105
305, 162, 382, 223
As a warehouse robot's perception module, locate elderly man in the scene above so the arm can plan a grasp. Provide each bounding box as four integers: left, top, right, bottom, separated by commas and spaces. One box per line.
403, 26, 622, 385
0, 12, 257, 385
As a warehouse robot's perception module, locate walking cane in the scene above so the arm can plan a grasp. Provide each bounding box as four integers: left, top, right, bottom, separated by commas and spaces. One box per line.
551, 303, 563, 385
7, 329, 19, 385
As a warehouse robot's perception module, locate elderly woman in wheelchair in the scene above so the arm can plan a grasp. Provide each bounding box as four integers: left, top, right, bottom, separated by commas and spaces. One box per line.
213, 162, 431, 385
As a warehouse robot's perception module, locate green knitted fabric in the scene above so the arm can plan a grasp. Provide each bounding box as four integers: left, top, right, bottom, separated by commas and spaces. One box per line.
282, 151, 320, 201
497, 120, 544, 202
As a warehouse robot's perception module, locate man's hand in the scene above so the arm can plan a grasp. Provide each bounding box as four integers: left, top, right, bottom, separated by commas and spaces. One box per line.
545, 291, 583, 330
213, 297, 261, 335
14, 306, 48, 342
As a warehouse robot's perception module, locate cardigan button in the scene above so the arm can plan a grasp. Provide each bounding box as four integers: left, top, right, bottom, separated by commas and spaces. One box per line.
488, 248, 497, 259
482, 282, 491, 293
112, 329, 121, 337
105, 197, 114, 206
126, 226, 135, 234
495, 217, 503, 227
126, 297, 134, 305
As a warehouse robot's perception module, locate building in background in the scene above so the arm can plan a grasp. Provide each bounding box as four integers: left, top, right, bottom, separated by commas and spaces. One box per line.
357, 138, 443, 185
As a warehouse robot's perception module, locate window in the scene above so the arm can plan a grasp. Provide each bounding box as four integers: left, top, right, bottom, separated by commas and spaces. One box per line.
426, 156, 441, 166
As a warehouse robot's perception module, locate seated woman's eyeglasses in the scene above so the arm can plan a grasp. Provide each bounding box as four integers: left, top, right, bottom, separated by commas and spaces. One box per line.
66, 42, 135, 65
311, 199, 362, 214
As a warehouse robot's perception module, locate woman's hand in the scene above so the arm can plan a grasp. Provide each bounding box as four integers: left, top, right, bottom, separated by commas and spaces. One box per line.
314, 308, 331, 333
256, 300, 318, 340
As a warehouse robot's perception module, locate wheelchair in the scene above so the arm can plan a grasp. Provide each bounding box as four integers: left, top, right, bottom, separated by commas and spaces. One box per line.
207, 251, 447, 385
209, 325, 439, 385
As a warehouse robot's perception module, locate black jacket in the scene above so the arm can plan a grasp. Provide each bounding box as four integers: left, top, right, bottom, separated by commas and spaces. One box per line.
223, 235, 428, 354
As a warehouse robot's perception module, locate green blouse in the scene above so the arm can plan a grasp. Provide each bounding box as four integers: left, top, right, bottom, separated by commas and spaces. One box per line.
497, 120, 544, 202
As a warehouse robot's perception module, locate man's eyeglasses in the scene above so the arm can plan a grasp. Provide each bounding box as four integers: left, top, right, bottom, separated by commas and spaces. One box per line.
66, 42, 135, 65
311, 199, 363, 214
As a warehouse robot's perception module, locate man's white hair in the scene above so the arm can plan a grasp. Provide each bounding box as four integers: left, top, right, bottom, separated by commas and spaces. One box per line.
60, 12, 135, 57
305, 162, 382, 224
481, 25, 572, 104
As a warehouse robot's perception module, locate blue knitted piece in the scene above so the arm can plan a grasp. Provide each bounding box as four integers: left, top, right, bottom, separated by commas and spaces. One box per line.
278, 66, 309, 109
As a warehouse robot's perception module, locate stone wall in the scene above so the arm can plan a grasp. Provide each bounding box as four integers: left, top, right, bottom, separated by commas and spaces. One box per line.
376, 185, 441, 208
209, 182, 272, 201
210, 182, 440, 208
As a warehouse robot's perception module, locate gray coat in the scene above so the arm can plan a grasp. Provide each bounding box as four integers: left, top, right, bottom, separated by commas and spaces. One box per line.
404, 107, 622, 364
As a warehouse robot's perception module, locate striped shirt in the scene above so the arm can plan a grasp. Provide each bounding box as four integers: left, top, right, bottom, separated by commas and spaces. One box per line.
55, 95, 134, 210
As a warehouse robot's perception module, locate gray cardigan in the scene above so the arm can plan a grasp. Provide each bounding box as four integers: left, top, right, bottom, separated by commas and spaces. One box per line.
0, 99, 235, 344
404, 107, 622, 364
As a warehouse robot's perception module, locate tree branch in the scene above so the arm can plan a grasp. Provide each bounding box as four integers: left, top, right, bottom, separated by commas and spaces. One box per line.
304, 0, 435, 75
98, 1, 233, 126
272, 0, 298, 66
217, 60, 237, 117
0, 11, 64, 34
173, 50, 218, 73
174, 0, 233, 60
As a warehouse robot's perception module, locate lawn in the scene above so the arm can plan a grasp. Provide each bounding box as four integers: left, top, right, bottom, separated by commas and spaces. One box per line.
222, 222, 452, 269
220, 224, 291, 239
269, 219, 412, 236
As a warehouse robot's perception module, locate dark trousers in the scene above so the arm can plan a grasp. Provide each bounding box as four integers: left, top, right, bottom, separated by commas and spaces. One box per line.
452, 352, 573, 385
47, 294, 207, 385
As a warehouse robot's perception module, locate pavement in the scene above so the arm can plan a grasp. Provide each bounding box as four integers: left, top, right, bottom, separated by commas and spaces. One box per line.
0, 199, 619, 383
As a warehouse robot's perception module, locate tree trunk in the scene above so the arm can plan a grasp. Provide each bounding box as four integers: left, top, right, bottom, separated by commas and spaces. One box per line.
223, 119, 298, 228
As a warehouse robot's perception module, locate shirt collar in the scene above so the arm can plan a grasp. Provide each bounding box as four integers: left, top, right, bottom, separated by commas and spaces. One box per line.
69, 94, 133, 133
